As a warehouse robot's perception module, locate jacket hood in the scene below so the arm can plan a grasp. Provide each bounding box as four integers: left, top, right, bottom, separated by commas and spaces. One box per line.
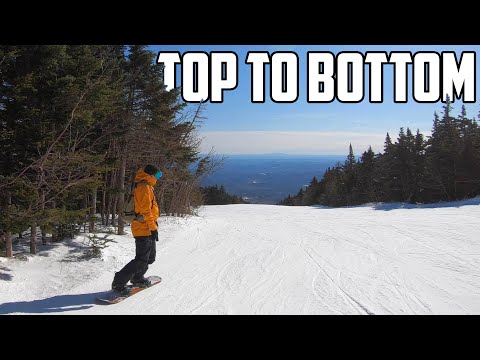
135, 168, 157, 186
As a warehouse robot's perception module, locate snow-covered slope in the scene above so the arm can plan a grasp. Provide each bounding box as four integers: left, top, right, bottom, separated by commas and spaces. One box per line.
1, 199, 480, 315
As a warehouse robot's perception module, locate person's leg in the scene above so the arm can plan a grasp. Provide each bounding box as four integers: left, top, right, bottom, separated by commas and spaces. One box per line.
148, 235, 156, 265
131, 235, 153, 282
112, 236, 151, 287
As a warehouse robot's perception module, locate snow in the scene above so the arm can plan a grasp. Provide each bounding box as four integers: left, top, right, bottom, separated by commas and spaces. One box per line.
1, 198, 480, 315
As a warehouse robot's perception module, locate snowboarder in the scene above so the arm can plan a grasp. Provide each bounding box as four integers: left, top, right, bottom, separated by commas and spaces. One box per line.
111, 164, 162, 294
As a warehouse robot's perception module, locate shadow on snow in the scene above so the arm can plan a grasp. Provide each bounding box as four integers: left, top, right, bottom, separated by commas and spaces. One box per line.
0, 266, 13, 281
0, 291, 111, 314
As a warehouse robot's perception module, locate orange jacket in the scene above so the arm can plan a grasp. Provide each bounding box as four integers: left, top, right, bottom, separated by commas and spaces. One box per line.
131, 168, 159, 237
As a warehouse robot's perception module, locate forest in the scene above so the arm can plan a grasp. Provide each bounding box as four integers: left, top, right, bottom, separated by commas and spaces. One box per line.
0, 45, 218, 257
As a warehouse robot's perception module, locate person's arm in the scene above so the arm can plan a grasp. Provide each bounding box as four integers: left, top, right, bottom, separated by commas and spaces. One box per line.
136, 185, 157, 232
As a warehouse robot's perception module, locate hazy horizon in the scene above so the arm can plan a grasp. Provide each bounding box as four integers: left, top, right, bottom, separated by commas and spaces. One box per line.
202, 153, 348, 157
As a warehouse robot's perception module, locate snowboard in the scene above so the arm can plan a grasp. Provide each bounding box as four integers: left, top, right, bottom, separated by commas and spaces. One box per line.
95, 276, 162, 305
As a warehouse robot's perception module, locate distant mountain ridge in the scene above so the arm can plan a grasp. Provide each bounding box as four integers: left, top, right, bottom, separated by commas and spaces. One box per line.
201, 155, 345, 204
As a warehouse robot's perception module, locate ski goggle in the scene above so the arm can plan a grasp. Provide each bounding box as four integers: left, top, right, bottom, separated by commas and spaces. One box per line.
154, 171, 163, 179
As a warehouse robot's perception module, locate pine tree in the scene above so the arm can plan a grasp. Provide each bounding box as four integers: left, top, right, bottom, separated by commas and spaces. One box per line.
357, 146, 377, 203
384, 132, 393, 153
425, 95, 457, 200
346, 143, 355, 166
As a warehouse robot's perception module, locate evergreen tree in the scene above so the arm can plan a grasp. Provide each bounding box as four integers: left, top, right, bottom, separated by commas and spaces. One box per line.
425, 95, 458, 200
357, 146, 377, 203
343, 144, 357, 204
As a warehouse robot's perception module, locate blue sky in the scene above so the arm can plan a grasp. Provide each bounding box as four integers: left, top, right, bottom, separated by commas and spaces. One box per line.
149, 45, 479, 155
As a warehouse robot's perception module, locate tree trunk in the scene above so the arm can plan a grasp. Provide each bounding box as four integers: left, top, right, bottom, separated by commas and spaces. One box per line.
111, 168, 118, 227
105, 188, 111, 226
51, 199, 57, 242
5, 231, 12, 258
160, 184, 165, 210
454, 162, 457, 199
117, 154, 126, 235
41, 190, 47, 245
105, 172, 114, 226
83, 195, 88, 233
89, 188, 97, 233
101, 187, 106, 225
111, 194, 118, 227
3, 194, 13, 257
30, 223, 37, 255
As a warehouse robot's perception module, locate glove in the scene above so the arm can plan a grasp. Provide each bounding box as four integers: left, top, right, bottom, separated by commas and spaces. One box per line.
151, 229, 159, 242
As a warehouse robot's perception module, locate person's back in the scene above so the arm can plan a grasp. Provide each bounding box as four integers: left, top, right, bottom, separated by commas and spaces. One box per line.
131, 167, 160, 237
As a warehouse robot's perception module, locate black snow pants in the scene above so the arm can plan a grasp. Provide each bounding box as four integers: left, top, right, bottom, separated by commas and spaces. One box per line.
112, 235, 156, 287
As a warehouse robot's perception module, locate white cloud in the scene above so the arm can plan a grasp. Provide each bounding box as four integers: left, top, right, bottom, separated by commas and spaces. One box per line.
200, 131, 388, 155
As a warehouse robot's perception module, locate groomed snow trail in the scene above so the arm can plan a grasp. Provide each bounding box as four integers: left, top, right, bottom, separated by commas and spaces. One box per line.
1, 200, 480, 314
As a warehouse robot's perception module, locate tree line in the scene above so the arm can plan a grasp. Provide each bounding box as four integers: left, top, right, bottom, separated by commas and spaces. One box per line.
0, 45, 218, 257
201, 185, 247, 205
280, 99, 480, 207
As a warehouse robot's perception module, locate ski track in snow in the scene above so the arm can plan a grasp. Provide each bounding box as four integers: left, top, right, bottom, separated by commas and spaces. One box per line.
1, 199, 480, 315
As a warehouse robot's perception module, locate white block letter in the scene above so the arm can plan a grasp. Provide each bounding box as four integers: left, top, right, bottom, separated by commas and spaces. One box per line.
389, 52, 412, 103
413, 52, 440, 103
211, 52, 238, 103
307, 52, 335, 102
157, 52, 181, 91
336, 52, 364, 102
271, 52, 299, 102
442, 51, 476, 102
182, 52, 209, 102
365, 52, 388, 102
246, 52, 270, 103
